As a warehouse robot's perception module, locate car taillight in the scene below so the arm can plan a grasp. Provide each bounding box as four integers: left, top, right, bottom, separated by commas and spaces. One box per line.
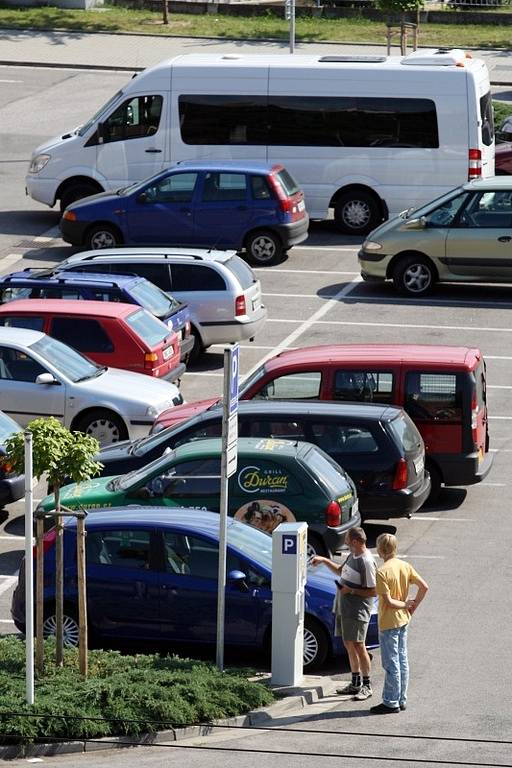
471, 389, 479, 444
235, 295, 246, 316
144, 351, 159, 370
393, 458, 408, 490
325, 501, 341, 527
468, 149, 482, 179
33, 528, 57, 557
0, 456, 13, 475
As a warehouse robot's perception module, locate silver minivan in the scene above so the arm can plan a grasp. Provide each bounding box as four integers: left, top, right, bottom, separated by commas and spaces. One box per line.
58, 248, 267, 359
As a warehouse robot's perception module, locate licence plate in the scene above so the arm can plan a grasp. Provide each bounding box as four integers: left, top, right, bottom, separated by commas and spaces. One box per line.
298, 199, 306, 212
414, 457, 424, 475
163, 345, 173, 361
176, 329, 183, 341
252, 298, 260, 311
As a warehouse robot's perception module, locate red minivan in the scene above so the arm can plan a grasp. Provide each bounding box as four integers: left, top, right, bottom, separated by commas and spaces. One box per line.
153, 344, 492, 500
0, 300, 185, 382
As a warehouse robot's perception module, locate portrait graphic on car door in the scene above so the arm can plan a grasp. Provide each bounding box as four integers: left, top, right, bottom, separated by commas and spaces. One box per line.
234, 499, 295, 534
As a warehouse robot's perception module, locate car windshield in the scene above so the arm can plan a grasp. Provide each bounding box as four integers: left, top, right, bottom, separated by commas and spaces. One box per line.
228, 522, 272, 570
117, 448, 177, 491
125, 309, 170, 347
399, 186, 466, 221
129, 280, 176, 319
78, 90, 124, 137
239, 364, 266, 397
0, 410, 21, 444
0, 286, 32, 303
30, 336, 103, 383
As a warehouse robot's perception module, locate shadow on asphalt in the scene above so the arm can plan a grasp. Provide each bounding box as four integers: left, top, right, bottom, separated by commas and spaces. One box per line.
0, 210, 59, 237
0, 549, 24, 575
418, 487, 467, 512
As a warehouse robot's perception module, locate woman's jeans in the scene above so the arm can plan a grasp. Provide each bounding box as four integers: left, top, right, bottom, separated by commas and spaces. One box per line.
379, 624, 409, 708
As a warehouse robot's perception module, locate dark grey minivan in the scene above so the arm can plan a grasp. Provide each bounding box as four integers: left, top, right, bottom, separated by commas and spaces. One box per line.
95, 401, 430, 520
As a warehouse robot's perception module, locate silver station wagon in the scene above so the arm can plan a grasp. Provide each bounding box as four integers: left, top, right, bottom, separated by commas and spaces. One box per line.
0, 327, 183, 446
57, 248, 267, 360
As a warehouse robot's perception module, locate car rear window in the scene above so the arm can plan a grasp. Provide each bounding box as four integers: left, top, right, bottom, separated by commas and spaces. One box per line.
0, 316, 44, 332
274, 168, 300, 197
129, 280, 175, 319
387, 413, 422, 454
302, 445, 349, 496
224, 256, 255, 290
125, 309, 170, 348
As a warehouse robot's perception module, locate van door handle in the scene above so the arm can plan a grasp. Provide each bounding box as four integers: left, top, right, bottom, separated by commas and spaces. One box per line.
498, 236, 511, 242
145, 148, 162, 154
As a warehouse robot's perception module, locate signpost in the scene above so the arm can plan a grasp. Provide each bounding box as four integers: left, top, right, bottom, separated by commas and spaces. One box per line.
216, 344, 239, 671
24, 431, 34, 705
285, 0, 295, 54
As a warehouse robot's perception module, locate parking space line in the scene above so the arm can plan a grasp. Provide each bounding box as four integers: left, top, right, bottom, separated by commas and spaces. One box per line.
263, 292, 339, 299
0, 619, 14, 624
182, 371, 223, 377
488, 416, 512, 420
0, 577, 17, 597
244, 277, 362, 379
254, 269, 359, 275
293, 245, 358, 252
267, 318, 512, 334
411, 517, 473, 522
472, 482, 507, 486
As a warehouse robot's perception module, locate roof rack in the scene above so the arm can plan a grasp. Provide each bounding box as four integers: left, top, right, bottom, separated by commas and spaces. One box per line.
318, 55, 386, 64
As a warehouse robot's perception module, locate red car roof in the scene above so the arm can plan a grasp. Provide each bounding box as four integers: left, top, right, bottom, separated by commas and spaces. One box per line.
0, 299, 139, 319
265, 344, 481, 370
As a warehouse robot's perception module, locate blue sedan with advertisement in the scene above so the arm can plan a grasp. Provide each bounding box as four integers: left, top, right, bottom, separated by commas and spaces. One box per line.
11, 508, 378, 670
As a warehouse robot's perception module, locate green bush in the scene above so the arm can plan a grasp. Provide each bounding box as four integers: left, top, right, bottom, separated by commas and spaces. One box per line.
493, 99, 512, 131
0, 637, 275, 743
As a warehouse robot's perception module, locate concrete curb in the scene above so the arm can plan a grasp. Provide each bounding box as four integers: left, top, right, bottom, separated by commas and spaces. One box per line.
0, 677, 339, 760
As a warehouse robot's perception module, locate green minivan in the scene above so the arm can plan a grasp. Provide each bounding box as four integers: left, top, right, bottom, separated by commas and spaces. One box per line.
37, 437, 359, 556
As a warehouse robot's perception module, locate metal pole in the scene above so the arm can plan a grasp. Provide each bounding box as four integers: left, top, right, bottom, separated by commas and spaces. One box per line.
35, 517, 44, 674
216, 348, 231, 672
24, 431, 34, 705
289, 0, 295, 54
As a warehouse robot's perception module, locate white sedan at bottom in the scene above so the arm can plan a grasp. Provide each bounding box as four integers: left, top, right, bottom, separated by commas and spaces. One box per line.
0, 327, 183, 446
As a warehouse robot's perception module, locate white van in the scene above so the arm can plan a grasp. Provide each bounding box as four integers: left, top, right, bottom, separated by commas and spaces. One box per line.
26, 48, 494, 236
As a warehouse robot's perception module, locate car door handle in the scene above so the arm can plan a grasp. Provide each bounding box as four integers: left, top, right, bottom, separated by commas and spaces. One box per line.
498, 236, 511, 242
179, 208, 192, 216
145, 148, 162, 154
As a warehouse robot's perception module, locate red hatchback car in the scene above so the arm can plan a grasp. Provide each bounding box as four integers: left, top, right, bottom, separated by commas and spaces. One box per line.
0, 300, 184, 382
153, 344, 492, 500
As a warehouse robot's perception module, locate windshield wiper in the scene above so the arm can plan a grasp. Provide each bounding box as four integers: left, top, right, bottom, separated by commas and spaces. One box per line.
75, 366, 107, 383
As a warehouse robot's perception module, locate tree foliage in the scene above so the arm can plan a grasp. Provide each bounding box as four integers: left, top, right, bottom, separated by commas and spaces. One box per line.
4, 417, 102, 491
376, 0, 423, 13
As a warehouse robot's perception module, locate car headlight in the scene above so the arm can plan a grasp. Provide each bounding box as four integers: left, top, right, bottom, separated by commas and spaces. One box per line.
363, 241, 382, 251
151, 422, 166, 435
29, 154, 51, 174
146, 405, 159, 419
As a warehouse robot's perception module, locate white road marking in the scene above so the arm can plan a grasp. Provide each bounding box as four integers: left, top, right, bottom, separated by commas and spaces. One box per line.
263, 292, 339, 299
244, 277, 363, 379
488, 417, 512, 421
399, 555, 445, 559
471, 482, 507, 486
267, 318, 512, 334
487, 385, 512, 389
490, 448, 512, 453
0, 79, 23, 83
0, 619, 15, 624
1, 253, 25, 271
293, 245, 358, 252
0, 576, 17, 597
411, 517, 473, 522
33, 235, 55, 243
486, 355, 512, 360
254, 268, 359, 275
182, 371, 223, 377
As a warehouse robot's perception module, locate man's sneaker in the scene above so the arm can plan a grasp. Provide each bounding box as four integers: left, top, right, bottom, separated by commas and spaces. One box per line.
336, 683, 361, 695
353, 684, 373, 701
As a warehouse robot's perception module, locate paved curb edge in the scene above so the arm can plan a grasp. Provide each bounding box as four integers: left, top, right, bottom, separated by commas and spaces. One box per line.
0, 678, 338, 760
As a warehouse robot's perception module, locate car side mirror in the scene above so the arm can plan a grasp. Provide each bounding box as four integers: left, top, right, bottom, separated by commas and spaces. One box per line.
228, 569, 249, 592
97, 122, 107, 145
36, 372, 58, 385
137, 192, 148, 204
404, 217, 426, 230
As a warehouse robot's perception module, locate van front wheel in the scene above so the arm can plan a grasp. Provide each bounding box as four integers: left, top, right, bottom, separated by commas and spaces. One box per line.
245, 230, 283, 266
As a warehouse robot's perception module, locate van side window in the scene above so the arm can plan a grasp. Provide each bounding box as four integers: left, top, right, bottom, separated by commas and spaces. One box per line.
334, 371, 393, 403
169, 265, 226, 292
102, 95, 163, 143
405, 373, 462, 423
253, 372, 321, 401
50, 318, 114, 354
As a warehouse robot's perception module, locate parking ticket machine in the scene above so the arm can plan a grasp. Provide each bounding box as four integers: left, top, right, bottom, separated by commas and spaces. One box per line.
271, 522, 308, 687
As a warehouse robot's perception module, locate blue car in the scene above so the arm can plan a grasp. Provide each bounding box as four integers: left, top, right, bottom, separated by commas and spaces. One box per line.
11, 508, 378, 670
0, 269, 193, 362
60, 161, 309, 266
0, 410, 24, 507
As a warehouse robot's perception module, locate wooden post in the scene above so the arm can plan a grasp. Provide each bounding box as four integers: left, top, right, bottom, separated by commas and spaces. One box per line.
162, 0, 169, 24
35, 517, 44, 675
55, 510, 64, 666
77, 517, 88, 678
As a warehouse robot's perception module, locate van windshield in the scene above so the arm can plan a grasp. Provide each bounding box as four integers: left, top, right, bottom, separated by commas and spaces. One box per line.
78, 90, 124, 137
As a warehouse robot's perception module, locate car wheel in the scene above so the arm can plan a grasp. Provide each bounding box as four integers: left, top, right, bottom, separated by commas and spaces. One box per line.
76, 409, 128, 446
86, 225, 121, 251
334, 191, 380, 235
187, 326, 205, 364
306, 533, 328, 559
392, 254, 436, 296
245, 230, 283, 266
43, 608, 80, 648
426, 461, 442, 505
60, 182, 101, 213
303, 616, 329, 671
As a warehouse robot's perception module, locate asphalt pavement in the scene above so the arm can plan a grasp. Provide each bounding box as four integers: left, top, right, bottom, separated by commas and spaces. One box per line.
1, 26, 512, 85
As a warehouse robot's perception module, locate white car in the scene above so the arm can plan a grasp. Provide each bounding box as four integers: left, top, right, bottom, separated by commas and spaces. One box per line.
0, 328, 183, 446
